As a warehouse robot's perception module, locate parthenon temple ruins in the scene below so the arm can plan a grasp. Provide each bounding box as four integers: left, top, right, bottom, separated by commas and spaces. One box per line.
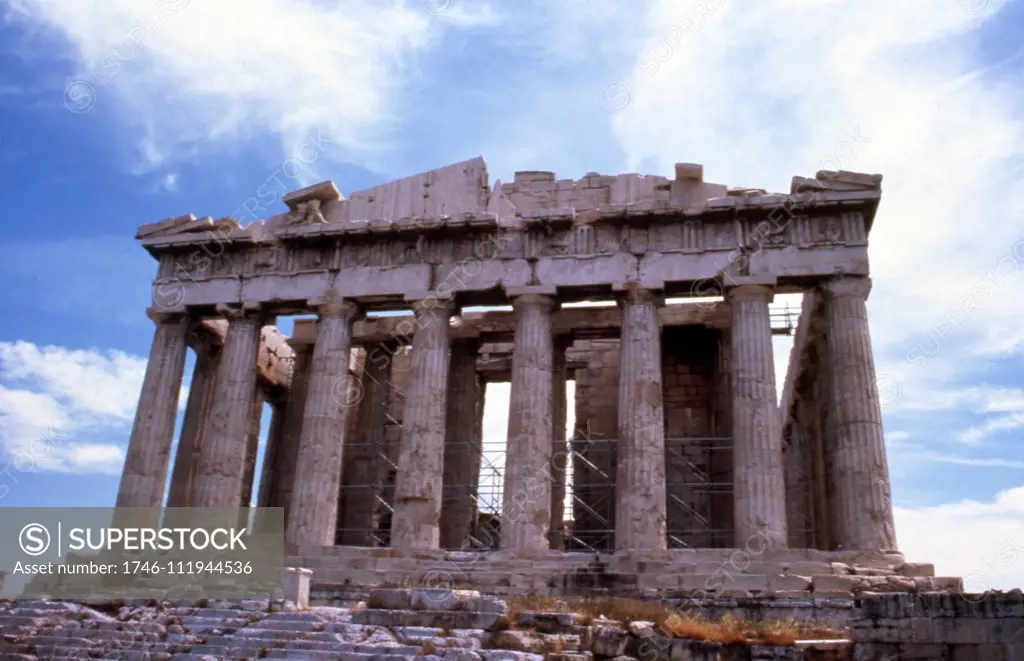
119, 157, 956, 597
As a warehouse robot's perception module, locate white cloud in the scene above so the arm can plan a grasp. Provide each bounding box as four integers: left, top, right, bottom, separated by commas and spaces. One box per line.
3, 0, 485, 171
897, 486, 1024, 591
609, 0, 1024, 363
0, 341, 152, 474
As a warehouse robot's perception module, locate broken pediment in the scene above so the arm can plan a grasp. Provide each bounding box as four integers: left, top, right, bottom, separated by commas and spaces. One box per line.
135, 214, 241, 240
791, 170, 883, 194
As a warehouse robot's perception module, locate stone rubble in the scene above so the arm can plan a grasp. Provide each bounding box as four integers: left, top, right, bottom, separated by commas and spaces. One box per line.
5, 589, 1023, 660
1, 589, 812, 661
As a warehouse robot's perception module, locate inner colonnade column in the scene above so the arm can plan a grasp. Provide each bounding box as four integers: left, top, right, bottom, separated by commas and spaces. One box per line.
337, 342, 396, 546
166, 332, 220, 508
501, 291, 556, 553
548, 336, 570, 550
440, 338, 483, 550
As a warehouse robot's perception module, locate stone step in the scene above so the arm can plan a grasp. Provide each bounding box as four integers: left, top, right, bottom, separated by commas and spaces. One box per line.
0, 615, 49, 628
262, 650, 421, 661
352, 609, 505, 631
162, 607, 262, 618
514, 612, 579, 634
263, 611, 331, 622
477, 651, 544, 661
234, 626, 323, 634
186, 641, 284, 656
286, 641, 420, 654
41, 628, 150, 641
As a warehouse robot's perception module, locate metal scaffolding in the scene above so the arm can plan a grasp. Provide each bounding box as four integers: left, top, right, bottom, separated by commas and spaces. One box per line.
665, 435, 734, 548
566, 425, 616, 552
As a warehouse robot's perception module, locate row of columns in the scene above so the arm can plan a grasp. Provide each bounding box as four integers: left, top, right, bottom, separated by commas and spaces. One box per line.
116, 274, 896, 554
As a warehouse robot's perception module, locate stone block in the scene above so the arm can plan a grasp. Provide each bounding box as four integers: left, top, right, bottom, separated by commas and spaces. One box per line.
459, 596, 509, 616
678, 575, 718, 591
411, 588, 480, 611
515, 612, 579, 634
668, 638, 724, 661
368, 589, 413, 610
591, 626, 628, 657
766, 575, 812, 591
851, 642, 899, 661
749, 645, 803, 660
283, 567, 312, 610
479, 651, 545, 661
815, 573, 856, 597
899, 563, 935, 578
490, 630, 546, 654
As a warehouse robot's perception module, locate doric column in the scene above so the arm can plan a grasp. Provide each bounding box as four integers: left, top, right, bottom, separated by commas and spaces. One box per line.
116, 310, 189, 508
286, 297, 360, 548
548, 337, 569, 550
728, 283, 788, 548
266, 343, 313, 525
391, 298, 454, 551
338, 344, 394, 546
239, 387, 265, 508
501, 293, 556, 552
191, 305, 265, 508
440, 338, 483, 550
167, 340, 220, 508
822, 276, 897, 551
615, 287, 668, 551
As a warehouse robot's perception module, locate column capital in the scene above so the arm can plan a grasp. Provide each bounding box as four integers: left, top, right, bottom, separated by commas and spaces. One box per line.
146, 308, 187, 325
822, 275, 872, 299
186, 324, 221, 356
726, 284, 775, 303
215, 302, 270, 323
411, 296, 456, 316
616, 286, 664, 307
511, 293, 557, 312
310, 295, 360, 320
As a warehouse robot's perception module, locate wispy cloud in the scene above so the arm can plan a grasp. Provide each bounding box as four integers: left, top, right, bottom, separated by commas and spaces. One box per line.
897, 486, 1024, 591
4, 0, 490, 171
0, 340, 153, 474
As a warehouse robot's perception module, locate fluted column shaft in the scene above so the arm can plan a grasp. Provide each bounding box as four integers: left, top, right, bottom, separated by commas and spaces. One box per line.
338, 346, 393, 545
267, 343, 313, 526
286, 298, 360, 548
615, 288, 668, 551
440, 339, 483, 550
191, 307, 264, 508
116, 311, 189, 508
548, 338, 569, 550
391, 299, 454, 551
501, 294, 556, 552
823, 276, 897, 551
167, 342, 220, 507
729, 285, 788, 548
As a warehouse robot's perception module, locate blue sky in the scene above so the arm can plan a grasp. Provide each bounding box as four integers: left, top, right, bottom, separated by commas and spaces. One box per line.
1, 0, 1023, 589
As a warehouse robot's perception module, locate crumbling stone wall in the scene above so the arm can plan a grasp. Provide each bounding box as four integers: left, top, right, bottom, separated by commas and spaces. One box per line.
852, 591, 1024, 659
661, 326, 717, 548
